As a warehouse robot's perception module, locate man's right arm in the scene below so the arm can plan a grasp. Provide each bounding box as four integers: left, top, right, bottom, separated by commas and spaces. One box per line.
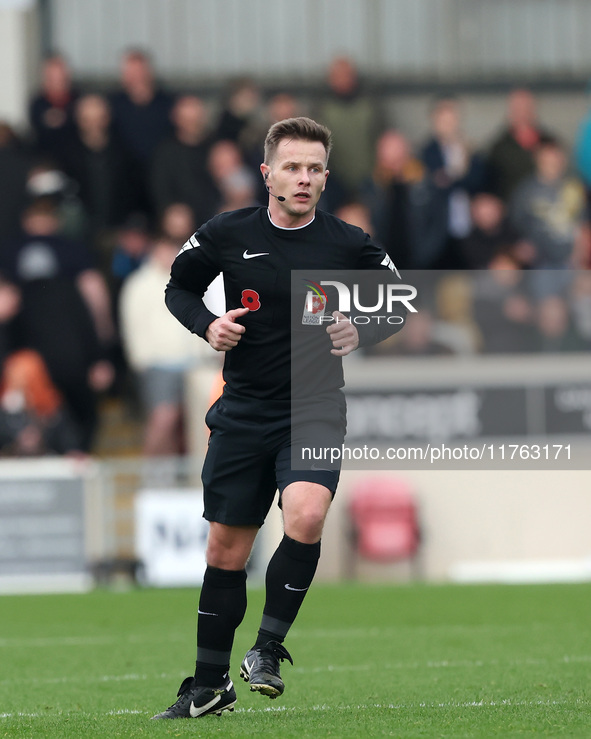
164, 229, 222, 340
165, 225, 250, 351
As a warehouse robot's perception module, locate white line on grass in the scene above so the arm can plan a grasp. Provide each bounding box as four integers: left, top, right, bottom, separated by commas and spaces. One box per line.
1, 697, 589, 721
1, 654, 589, 690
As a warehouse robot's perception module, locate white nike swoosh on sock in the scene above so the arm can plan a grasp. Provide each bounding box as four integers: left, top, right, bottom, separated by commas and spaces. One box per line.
198, 609, 219, 616
284, 584, 309, 592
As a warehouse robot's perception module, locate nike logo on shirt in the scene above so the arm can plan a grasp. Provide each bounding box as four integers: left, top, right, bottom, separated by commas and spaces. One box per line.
243, 250, 269, 259
284, 584, 309, 592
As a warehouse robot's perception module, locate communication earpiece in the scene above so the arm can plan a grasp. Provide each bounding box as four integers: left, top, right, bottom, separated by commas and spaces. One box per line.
264, 172, 285, 202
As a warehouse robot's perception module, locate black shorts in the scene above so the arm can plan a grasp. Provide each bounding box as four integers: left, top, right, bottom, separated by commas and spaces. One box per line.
201, 389, 346, 526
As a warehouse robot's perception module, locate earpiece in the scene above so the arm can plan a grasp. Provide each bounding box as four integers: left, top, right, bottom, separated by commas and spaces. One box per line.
264, 172, 285, 202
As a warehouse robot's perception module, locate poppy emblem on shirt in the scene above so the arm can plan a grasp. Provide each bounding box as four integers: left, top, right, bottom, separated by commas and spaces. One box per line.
241, 289, 261, 311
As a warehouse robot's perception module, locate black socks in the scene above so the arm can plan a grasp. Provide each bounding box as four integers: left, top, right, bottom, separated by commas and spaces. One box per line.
193, 536, 321, 686
255, 534, 321, 647
194, 565, 247, 687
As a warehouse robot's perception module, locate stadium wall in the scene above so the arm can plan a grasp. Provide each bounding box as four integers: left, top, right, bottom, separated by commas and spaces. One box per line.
46, 0, 591, 84
322, 468, 591, 583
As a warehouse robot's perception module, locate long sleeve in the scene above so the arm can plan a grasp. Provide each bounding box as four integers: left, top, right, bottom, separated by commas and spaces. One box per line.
164, 222, 224, 339
353, 233, 409, 348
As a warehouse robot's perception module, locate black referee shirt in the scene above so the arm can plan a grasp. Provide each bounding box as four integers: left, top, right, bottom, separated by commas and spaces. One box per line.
165, 206, 406, 400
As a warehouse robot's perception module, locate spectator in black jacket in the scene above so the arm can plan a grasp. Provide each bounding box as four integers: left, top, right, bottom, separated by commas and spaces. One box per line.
460, 192, 528, 270
421, 96, 486, 268
60, 93, 140, 239
29, 53, 79, 160
150, 95, 219, 226
487, 88, 553, 203
0, 199, 114, 449
360, 129, 425, 269
110, 49, 174, 216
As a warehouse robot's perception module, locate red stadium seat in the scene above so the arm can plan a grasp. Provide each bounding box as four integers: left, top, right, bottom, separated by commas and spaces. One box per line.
349, 477, 420, 562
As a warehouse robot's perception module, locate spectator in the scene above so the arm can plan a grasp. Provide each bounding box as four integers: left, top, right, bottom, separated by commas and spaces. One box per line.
421, 96, 486, 268
575, 99, 591, 208
472, 255, 536, 353
460, 192, 528, 270
159, 203, 195, 245
119, 236, 212, 456
0, 199, 114, 449
432, 273, 481, 354
150, 95, 219, 226
360, 129, 425, 268
110, 213, 152, 296
217, 77, 261, 140
0, 123, 30, 248
487, 88, 552, 202
208, 140, 257, 213
60, 94, 140, 239
317, 56, 380, 197
110, 49, 174, 215
25, 160, 87, 241
267, 92, 301, 126
534, 294, 585, 353
29, 53, 79, 160
216, 77, 263, 168
510, 136, 586, 297
334, 201, 374, 235
569, 270, 591, 346
0, 349, 83, 456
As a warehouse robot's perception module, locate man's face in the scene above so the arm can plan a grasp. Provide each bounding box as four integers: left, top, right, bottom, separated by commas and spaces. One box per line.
262, 138, 328, 222
76, 95, 110, 133
121, 56, 152, 90
172, 96, 206, 137
508, 89, 536, 127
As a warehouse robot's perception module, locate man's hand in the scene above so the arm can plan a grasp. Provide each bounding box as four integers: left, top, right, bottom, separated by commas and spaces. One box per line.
326, 310, 359, 356
206, 307, 249, 351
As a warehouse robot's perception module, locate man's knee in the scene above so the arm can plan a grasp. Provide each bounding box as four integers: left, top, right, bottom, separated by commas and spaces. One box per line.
205, 522, 259, 570
282, 483, 333, 544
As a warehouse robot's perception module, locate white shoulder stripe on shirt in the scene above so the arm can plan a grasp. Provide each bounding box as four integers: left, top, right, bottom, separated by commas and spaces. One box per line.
177, 234, 200, 256
381, 253, 401, 279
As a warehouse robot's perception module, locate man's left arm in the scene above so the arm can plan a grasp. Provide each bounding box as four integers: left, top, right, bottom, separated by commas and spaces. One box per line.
352, 235, 410, 349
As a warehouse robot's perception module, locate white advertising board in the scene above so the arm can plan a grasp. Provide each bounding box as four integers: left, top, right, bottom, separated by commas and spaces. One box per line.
135, 490, 208, 587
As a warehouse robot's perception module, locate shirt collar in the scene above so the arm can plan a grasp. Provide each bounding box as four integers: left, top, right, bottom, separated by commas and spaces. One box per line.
267, 209, 315, 230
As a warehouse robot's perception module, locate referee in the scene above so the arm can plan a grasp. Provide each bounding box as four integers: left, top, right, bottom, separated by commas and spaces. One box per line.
152, 117, 407, 719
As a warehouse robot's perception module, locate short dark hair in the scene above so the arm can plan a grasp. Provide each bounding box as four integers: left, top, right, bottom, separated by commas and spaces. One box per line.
264, 117, 332, 164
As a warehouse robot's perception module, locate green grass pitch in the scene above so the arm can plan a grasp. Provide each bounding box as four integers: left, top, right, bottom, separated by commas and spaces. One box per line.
0, 582, 589, 737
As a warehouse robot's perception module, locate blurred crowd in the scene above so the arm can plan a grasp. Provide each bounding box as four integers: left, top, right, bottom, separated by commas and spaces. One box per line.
1, 50, 590, 457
